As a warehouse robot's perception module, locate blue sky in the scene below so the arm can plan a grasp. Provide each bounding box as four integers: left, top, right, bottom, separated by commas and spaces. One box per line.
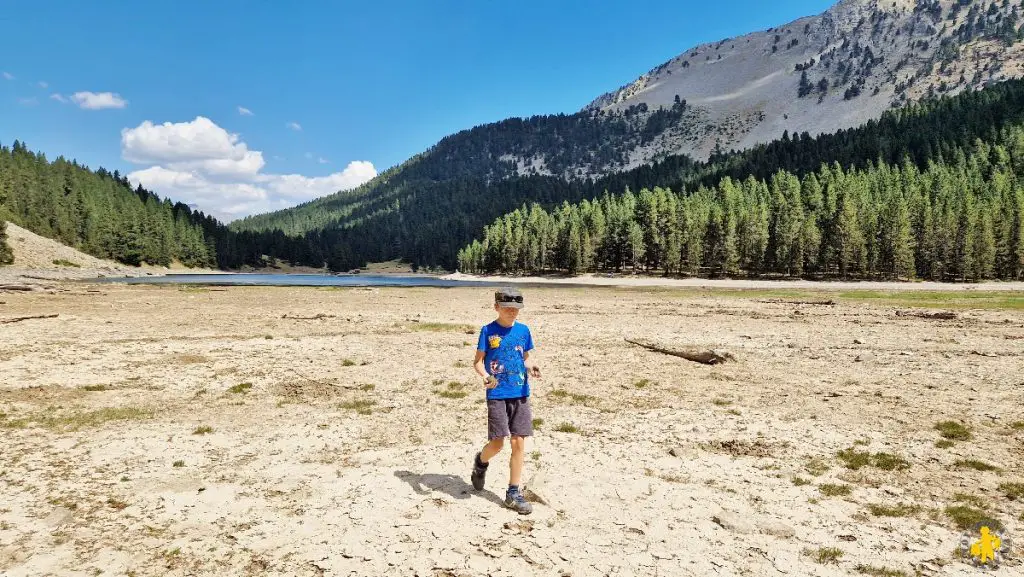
1, 0, 835, 222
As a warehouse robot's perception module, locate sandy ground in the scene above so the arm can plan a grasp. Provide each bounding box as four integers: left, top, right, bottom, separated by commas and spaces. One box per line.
1, 282, 1022, 577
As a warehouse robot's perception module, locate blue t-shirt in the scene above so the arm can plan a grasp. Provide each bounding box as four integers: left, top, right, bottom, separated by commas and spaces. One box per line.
477, 320, 534, 400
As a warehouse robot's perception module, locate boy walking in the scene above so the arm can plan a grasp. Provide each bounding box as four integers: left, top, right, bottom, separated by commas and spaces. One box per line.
470, 287, 541, 515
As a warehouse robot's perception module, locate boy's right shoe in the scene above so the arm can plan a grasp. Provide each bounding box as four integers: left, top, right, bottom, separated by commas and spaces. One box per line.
471, 452, 488, 490
505, 486, 533, 515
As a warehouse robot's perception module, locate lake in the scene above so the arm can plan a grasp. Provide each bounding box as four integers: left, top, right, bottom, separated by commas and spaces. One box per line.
93, 273, 508, 288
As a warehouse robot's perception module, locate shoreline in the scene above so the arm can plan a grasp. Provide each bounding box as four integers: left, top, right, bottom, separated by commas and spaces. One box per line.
441, 272, 1024, 292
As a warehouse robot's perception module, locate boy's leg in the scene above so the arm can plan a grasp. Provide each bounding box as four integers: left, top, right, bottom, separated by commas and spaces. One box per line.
503, 398, 534, 515
472, 400, 511, 490
508, 436, 526, 486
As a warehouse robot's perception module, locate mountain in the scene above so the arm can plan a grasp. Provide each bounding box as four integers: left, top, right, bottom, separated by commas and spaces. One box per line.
231, 0, 1024, 272
587, 0, 1024, 165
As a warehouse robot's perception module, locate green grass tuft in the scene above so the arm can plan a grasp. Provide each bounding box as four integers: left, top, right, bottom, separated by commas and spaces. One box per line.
804, 547, 843, 564
935, 420, 971, 441
854, 565, 908, 577
818, 483, 853, 497
934, 439, 955, 448
192, 425, 213, 435
227, 383, 253, 394
944, 505, 1003, 531
339, 399, 376, 415
555, 422, 579, 433
998, 482, 1024, 500
954, 459, 1000, 472
867, 503, 920, 517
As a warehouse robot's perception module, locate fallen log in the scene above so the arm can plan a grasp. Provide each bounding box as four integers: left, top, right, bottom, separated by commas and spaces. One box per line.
757, 298, 836, 306
625, 338, 735, 365
0, 284, 37, 292
895, 310, 956, 320
0, 313, 59, 324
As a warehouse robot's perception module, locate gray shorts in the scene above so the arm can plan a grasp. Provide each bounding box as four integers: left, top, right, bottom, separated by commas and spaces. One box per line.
487, 397, 533, 440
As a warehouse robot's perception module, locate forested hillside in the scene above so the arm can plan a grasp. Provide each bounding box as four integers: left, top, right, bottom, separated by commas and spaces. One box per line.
458, 146, 1024, 281
0, 140, 319, 270
249, 78, 1024, 274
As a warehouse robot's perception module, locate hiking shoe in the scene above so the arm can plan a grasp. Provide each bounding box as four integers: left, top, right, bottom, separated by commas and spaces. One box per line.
505, 487, 533, 515
471, 452, 488, 490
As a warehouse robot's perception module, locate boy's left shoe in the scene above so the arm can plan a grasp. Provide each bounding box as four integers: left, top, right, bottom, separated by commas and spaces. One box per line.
505, 486, 533, 515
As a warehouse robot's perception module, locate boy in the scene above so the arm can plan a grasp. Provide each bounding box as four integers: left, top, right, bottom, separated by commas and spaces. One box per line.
470, 287, 541, 515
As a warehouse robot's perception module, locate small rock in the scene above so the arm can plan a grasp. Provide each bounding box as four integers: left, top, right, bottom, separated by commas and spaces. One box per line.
853, 339, 865, 345
855, 352, 875, 362
712, 512, 753, 534
668, 447, 684, 457
756, 520, 795, 538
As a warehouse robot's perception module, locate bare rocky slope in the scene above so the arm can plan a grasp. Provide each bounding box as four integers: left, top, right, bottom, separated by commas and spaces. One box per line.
583, 0, 1024, 166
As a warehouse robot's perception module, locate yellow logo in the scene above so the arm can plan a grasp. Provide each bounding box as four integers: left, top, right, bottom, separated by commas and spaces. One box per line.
959, 521, 1011, 568
488, 335, 502, 349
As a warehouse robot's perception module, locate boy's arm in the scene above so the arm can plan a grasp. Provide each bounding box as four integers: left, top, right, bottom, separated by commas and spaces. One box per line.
523, 350, 541, 378
474, 350, 496, 388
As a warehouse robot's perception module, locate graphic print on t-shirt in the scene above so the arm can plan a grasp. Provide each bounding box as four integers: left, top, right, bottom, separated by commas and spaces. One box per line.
477, 321, 534, 400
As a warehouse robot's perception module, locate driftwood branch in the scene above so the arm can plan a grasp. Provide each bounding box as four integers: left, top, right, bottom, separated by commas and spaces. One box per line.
895, 310, 956, 320
282, 313, 336, 320
0, 284, 37, 292
0, 313, 59, 324
625, 338, 735, 365
757, 298, 836, 306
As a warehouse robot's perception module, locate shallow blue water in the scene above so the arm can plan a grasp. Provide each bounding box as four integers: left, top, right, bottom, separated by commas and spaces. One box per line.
91, 273, 504, 288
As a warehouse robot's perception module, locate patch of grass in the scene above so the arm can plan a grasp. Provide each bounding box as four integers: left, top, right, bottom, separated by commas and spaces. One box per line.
172, 460, 184, 468
192, 425, 213, 435
998, 482, 1024, 500
548, 389, 595, 405
555, 422, 579, 433
818, 483, 853, 497
264, 334, 273, 340
81, 384, 110, 392
633, 379, 652, 388
945, 505, 1003, 531
805, 458, 830, 476
435, 381, 468, 399
837, 448, 909, 471
358, 383, 375, 391
2, 407, 153, 432
712, 398, 732, 406
792, 476, 811, 486
872, 452, 910, 471
341, 359, 357, 367
339, 399, 376, 415
453, 360, 468, 368
531, 451, 541, 462
227, 383, 252, 394
934, 439, 955, 448
532, 418, 544, 430
726, 409, 741, 416
867, 503, 920, 517
804, 546, 843, 564
954, 459, 1000, 472
1010, 421, 1024, 431
837, 448, 872, 470
854, 565, 908, 577
408, 322, 476, 334
935, 420, 972, 441
852, 438, 870, 446
953, 493, 986, 508
834, 289, 1024, 311
52, 259, 80, 267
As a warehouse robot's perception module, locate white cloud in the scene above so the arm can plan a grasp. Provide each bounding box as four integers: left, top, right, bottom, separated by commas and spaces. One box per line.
71, 91, 128, 110
238, 106, 253, 116
122, 116, 376, 222
2, 72, 14, 80
50, 93, 68, 103
318, 157, 330, 164
38, 81, 48, 89
286, 121, 302, 131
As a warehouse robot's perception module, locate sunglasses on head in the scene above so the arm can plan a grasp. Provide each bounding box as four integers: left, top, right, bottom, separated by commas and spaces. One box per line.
497, 295, 524, 303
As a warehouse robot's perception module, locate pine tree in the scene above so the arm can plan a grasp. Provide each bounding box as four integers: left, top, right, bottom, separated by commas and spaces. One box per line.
0, 220, 14, 265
